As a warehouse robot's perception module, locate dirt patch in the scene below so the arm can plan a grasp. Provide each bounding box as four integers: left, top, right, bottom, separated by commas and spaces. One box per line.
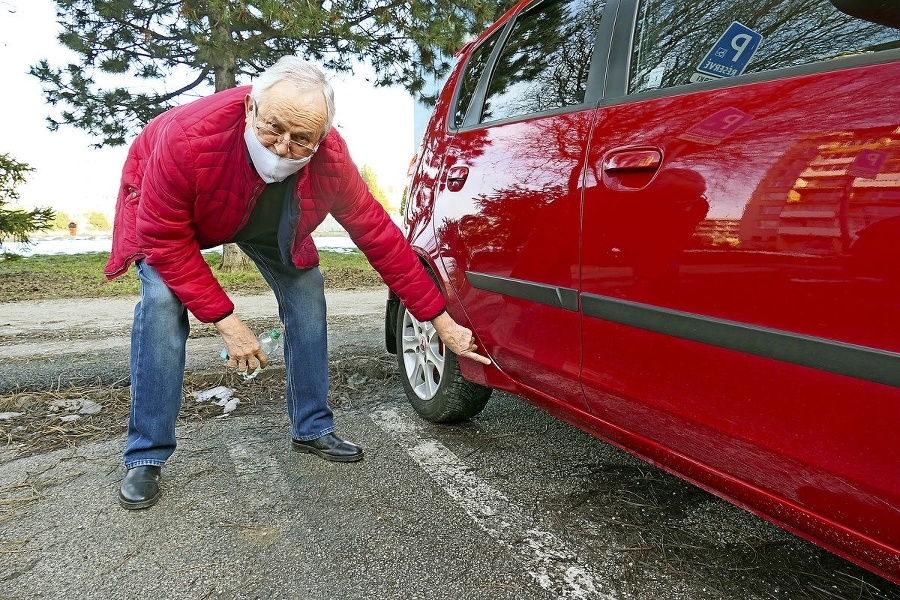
0, 349, 399, 464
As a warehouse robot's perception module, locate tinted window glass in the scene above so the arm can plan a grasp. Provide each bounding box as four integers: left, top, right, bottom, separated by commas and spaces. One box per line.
629, 0, 900, 94
454, 33, 501, 129
480, 0, 605, 123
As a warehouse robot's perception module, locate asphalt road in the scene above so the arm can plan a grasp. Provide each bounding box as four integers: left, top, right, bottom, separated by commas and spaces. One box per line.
1, 291, 898, 600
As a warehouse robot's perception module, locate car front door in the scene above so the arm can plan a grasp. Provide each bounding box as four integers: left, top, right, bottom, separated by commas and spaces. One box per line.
433, 0, 609, 406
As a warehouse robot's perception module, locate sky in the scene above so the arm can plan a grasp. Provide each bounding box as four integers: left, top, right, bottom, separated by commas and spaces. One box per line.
0, 0, 419, 218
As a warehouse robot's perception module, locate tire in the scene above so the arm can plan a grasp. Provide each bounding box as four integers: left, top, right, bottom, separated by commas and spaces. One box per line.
395, 302, 492, 423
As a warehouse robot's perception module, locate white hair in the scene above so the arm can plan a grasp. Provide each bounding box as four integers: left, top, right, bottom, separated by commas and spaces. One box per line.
251, 56, 336, 136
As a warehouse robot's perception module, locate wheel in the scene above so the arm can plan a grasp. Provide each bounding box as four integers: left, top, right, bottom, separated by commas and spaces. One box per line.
395, 303, 492, 423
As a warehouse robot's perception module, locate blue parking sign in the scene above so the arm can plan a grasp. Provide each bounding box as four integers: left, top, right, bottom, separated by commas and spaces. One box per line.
696, 21, 763, 79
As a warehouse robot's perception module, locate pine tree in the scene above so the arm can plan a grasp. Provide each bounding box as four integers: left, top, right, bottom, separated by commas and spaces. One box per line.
30, 0, 517, 147
0, 154, 53, 252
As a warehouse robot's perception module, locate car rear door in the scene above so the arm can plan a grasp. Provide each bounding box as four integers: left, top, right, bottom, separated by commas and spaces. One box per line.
579, 0, 900, 576
432, 0, 612, 406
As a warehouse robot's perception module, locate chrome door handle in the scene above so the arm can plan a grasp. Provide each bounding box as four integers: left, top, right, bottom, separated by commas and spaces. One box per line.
446, 166, 469, 192
602, 149, 662, 172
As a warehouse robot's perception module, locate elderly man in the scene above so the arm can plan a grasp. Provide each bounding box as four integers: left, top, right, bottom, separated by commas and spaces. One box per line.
105, 56, 489, 510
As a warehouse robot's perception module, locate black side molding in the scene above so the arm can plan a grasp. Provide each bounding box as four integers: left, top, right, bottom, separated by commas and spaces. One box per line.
466, 271, 579, 312
582, 293, 900, 389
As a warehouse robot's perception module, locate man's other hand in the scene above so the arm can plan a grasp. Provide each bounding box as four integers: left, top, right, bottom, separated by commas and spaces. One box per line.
215, 314, 268, 374
431, 312, 491, 365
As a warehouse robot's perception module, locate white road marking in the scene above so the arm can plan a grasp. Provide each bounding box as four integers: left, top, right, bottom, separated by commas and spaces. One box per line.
371, 407, 618, 600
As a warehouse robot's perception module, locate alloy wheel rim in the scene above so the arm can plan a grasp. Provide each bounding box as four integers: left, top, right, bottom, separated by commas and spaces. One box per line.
400, 309, 446, 400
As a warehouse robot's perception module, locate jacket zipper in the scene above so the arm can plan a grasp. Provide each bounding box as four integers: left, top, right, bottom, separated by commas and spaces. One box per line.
222, 182, 263, 244
289, 196, 300, 259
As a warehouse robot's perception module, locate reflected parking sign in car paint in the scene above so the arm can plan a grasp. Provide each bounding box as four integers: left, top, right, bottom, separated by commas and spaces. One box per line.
847, 149, 888, 179
696, 21, 763, 79
678, 107, 754, 145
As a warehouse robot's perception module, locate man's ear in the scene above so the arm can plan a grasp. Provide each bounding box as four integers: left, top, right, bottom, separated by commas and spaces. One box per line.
244, 95, 254, 124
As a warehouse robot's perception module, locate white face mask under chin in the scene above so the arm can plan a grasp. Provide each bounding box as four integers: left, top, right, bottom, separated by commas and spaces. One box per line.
243, 127, 312, 183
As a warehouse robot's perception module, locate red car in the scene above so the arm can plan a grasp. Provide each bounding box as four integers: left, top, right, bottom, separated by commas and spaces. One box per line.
385, 0, 900, 584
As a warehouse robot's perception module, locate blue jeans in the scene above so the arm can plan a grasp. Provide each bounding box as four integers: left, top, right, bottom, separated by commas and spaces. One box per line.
123, 244, 333, 468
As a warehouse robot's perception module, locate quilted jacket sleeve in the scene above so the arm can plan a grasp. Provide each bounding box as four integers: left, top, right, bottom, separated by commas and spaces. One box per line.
136, 120, 234, 323
328, 144, 446, 322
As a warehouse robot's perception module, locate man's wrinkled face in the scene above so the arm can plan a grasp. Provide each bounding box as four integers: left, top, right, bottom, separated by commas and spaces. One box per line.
245, 80, 328, 159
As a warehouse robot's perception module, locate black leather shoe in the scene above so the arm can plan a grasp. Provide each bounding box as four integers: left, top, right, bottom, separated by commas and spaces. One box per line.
291, 433, 363, 462
118, 466, 162, 509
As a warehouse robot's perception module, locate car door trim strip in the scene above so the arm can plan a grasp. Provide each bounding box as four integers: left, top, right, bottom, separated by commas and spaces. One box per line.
581, 293, 900, 388
466, 271, 580, 312
467, 271, 900, 387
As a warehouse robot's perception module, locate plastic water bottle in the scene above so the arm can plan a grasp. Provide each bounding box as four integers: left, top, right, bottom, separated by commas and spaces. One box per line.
220, 328, 282, 380
257, 328, 283, 357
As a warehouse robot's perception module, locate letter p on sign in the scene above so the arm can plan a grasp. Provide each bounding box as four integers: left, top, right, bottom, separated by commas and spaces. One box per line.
731, 34, 753, 62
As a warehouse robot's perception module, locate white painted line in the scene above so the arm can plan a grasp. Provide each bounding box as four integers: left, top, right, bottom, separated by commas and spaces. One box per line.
371, 407, 619, 600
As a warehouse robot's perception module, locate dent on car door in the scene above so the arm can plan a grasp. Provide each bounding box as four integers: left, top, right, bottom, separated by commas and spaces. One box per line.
433, 0, 607, 407
580, 0, 900, 576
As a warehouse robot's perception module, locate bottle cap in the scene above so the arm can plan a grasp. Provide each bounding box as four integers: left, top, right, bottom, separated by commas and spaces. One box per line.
269, 328, 281, 339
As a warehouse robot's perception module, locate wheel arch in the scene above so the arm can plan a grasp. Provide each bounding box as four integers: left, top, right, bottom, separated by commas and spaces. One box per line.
385, 252, 448, 354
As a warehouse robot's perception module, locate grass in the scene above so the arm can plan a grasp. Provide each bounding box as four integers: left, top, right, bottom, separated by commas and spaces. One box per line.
0, 249, 383, 302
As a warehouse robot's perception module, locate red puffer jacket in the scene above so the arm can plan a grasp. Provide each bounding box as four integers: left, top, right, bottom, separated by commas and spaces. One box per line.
105, 86, 445, 323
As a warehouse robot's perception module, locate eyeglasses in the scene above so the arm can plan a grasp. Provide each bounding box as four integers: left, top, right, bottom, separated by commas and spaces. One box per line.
252, 100, 319, 159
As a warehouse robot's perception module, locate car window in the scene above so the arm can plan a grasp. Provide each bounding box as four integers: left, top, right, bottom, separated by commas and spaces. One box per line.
629, 0, 900, 94
454, 32, 501, 129
480, 0, 606, 124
